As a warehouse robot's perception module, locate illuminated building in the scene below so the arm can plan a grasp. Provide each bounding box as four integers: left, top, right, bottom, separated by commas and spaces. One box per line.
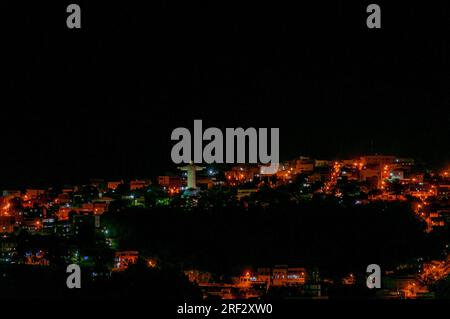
0, 216, 15, 233
314, 159, 332, 168
392, 158, 415, 171
25, 189, 45, 199
0, 241, 16, 264
256, 268, 272, 285
294, 158, 315, 174
107, 181, 123, 190
276, 168, 293, 181
42, 218, 56, 234
62, 187, 75, 194
272, 265, 307, 287
360, 155, 396, 166
130, 179, 151, 190
184, 270, 213, 284
55, 193, 71, 205
237, 188, 258, 201
113, 251, 139, 271
56, 220, 72, 238
21, 218, 42, 234
390, 170, 404, 180
24, 249, 49, 266
56, 206, 72, 220
158, 175, 184, 189
1, 190, 21, 198
437, 184, 450, 197
80, 200, 112, 215
225, 165, 259, 183
340, 168, 359, 181
92, 197, 114, 214
427, 209, 450, 229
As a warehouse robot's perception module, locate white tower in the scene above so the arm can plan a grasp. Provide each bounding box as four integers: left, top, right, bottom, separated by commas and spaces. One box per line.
178, 162, 204, 189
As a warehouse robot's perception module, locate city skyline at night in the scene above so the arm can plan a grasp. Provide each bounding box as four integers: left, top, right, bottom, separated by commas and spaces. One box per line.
2, 1, 450, 311
1, 151, 450, 299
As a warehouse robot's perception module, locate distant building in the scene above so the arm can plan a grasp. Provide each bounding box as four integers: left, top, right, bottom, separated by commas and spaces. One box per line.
21, 218, 42, 234
107, 181, 123, 190
0, 240, 16, 264
256, 267, 272, 285
24, 249, 49, 266
392, 158, 415, 171
406, 173, 424, 183
55, 193, 71, 205
437, 184, 450, 197
260, 164, 279, 176
390, 170, 404, 180
360, 155, 396, 166
2, 190, 21, 198
42, 218, 56, 234
294, 159, 315, 174
360, 168, 380, 182
428, 209, 450, 229
237, 188, 258, 201
130, 180, 151, 190
113, 251, 139, 271
0, 216, 15, 233
56, 206, 73, 220
307, 170, 329, 183
340, 168, 359, 181
25, 189, 45, 199
342, 159, 359, 167
184, 270, 213, 284
158, 176, 184, 189
89, 178, 106, 190
272, 265, 307, 287
56, 220, 72, 238
62, 187, 75, 194
314, 160, 332, 168
196, 176, 214, 190
276, 169, 293, 181
92, 197, 114, 214
225, 166, 259, 183
80, 199, 112, 215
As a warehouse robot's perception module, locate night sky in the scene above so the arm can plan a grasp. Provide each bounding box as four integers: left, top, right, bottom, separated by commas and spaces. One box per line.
2, 1, 450, 188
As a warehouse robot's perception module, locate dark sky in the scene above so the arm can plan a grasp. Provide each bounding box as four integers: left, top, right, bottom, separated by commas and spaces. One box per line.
2, 1, 450, 188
